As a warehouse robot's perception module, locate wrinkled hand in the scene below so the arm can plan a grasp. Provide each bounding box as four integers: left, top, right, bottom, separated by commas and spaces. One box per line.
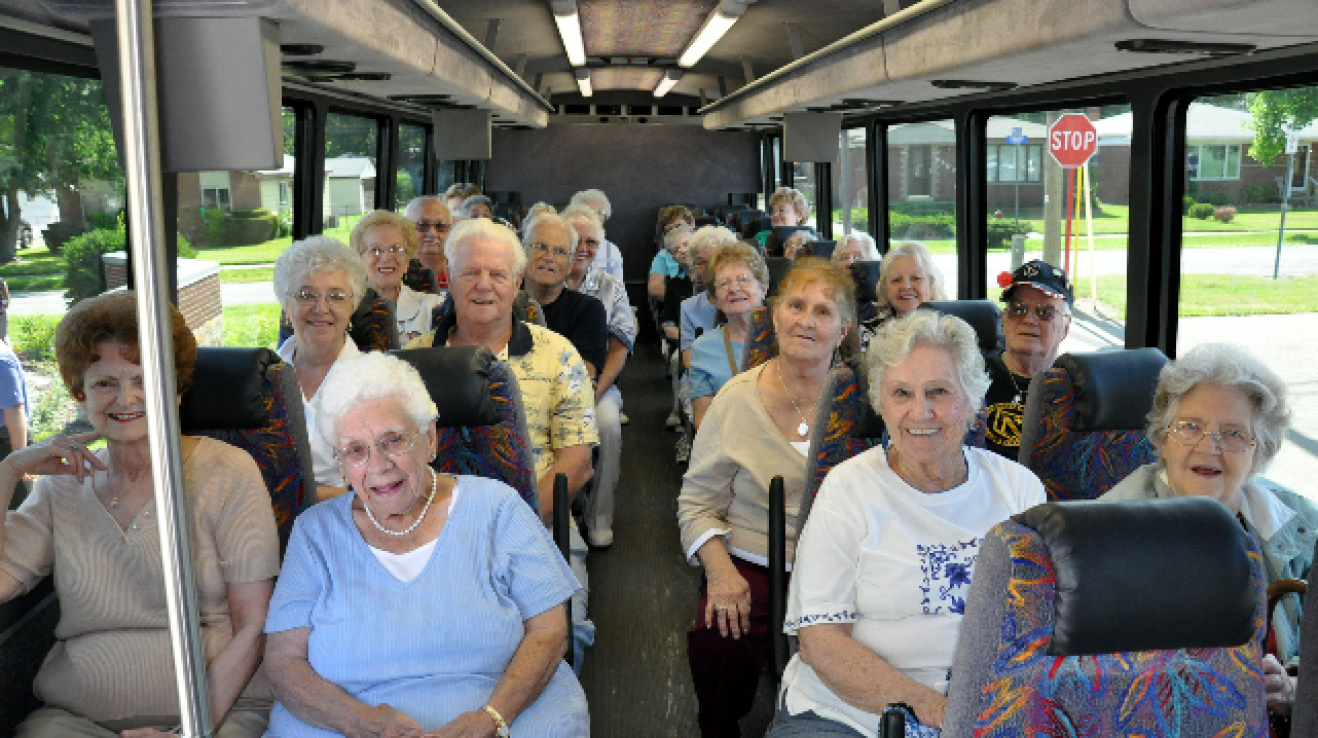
4, 431, 104, 482
1263, 654, 1296, 714
355, 704, 427, 738
423, 710, 497, 738
704, 569, 752, 639
120, 729, 176, 738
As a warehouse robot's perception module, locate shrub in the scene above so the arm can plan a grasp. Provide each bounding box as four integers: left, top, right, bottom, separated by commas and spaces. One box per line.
1188, 203, 1216, 220
203, 209, 227, 246
1183, 196, 1196, 215
11, 315, 61, 363
177, 233, 197, 258
1244, 183, 1279, 204
63, 226, 126, 304
1200, 191, 1230, 207
890, 211, 955, 240
276, 209, 293, 238
1213, 206, 1238, 223
987, 220, 1032, 249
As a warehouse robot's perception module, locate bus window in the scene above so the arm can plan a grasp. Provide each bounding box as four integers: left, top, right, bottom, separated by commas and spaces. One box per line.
888, 118, 958, 297
437, 159, 458, 194
323, 112, 379, 236
396, 122, 427, 211
1177, 88, 1318, 497
792, 161, 817, 228
985, 105, 1132, 354
832, 127, 868, 236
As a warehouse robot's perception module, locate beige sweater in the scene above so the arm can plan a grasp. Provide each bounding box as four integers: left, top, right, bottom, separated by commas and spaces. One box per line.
1, 437, 280, 721
677, 364, 810, 566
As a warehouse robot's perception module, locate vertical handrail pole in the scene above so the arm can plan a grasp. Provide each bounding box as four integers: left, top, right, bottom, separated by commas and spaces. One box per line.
114, 1, 214, 735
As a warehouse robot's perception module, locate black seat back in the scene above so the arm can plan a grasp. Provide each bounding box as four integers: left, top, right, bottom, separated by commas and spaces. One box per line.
921, 300, 1003, 356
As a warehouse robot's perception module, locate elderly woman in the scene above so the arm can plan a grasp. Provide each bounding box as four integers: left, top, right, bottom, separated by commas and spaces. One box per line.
768, 310, 1045, 738
677, 258, 854, 737
263, 351, 588, 737
834, 232, 881, 267
689, 242, 769, 429
857, 241, 947, 353
461, 194, 494, 221
1102, 343, 1318, 716
275, 236, 371, 500
756, 187, 811, 249
445, 182, 480, 214
351, 210, 444, 344
654, 223, 695, 313
661, 204, 696, 234
1, 291, 279, 738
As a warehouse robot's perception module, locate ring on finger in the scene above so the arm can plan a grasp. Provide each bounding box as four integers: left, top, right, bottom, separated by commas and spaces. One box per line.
715, 605, 728, 611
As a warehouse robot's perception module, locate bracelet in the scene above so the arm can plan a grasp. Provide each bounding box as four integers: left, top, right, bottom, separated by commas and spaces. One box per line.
481, 704, 510, 738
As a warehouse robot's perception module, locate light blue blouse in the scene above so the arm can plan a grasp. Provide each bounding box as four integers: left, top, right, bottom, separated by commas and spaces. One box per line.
689, 326, 744, 400
650, 249, 685, 279
264, 476, 588, 737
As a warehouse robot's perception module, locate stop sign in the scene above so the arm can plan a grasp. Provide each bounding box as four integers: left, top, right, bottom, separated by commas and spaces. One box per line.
1048, 113, 1098, 168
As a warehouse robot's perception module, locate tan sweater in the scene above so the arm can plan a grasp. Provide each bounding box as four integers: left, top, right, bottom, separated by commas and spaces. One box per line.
1, 437, 280, 721
677, 364, 810, 566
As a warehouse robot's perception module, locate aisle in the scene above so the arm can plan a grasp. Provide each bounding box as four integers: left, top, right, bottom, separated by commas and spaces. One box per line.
578, 340, 776, 737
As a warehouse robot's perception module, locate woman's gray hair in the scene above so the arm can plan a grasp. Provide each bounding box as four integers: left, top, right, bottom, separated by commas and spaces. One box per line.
521, 212, 580, 259
876, 241, 948, 310
1147, 343, 1291, 473
314, 352, 438, 449
561, 203, 606, 242
570, 188, 611, 219
446, 218, 527, 276
663, 224, 694, 255
866, 310, 989, 433
836, 231, 880, 262
687, 225, 738, 264
521, 202, 558, 235
460, 194, 494, 218
273, 235, 369, 314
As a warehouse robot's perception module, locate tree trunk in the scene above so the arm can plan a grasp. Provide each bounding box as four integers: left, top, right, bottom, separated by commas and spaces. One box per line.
1042, 111, 1063, 267
56, 185, 85, 227
0, 189, 20, 264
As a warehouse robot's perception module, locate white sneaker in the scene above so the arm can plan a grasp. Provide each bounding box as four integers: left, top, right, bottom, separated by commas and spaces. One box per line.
587, 528, 614, 548
665, 412, 681, 429
620, 412, 630, 425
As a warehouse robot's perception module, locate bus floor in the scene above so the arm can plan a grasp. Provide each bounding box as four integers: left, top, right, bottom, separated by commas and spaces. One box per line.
579, 339, 777, 737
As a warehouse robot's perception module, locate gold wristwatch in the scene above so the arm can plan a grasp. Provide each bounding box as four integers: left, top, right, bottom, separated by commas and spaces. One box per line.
481, 704, 510, 737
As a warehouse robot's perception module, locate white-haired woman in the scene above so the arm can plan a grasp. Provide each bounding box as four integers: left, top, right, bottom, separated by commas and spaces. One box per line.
769, 311, 1045, 738
264, 352, 588, 738
650, 223, 693, 302
856, 241, 947, 354
1103, 343, 1317, 717
834, 232, 880, 267
275, 236, 370, 500
350, 210, 444, 344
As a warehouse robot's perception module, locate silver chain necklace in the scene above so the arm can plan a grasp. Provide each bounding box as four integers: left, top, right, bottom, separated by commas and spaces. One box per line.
363, 468, 438, 538
775, 360, 817, 438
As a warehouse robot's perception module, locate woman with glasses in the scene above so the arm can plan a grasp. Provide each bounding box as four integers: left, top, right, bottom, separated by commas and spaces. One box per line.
1, 291, 279, 737
1103, 343, 1317, 718
350, 210, 444, 344
855, 242, 947, 355
264, 351, 588, 738
274, 236, 370, 501
688, 242, 769, 430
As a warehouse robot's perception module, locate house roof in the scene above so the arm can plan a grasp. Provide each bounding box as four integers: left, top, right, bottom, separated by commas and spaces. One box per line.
1095, 103, 1318, 145
253, 155, 294, 179
324, 156, 377, 180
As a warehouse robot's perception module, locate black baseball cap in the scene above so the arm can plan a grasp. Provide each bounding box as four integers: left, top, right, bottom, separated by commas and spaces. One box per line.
998, 259, 1074, 305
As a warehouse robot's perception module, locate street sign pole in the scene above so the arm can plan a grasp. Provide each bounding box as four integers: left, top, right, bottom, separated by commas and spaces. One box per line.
1014, 145, 1021, 229
1276, 130, 1300, 280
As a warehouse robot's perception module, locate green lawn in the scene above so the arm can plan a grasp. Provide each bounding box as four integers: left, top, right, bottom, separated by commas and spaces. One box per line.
976, 203, 1318, 238
220, 266, 275, 284
1091, 273, 1318, 321
195, 238, 292, 265
0, 244, 65, 278
223, 303, 282, 348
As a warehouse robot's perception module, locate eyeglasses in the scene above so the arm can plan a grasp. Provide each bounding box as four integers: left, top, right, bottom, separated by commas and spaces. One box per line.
415, 220, 451, 233
1005, 302, 1066, 323
529, 242, 573, 259
365, 244, 408, 257
1167, 420, 1256, 453
290, 288, 353, 305
716, 274, 758, 292
336, 429, 422, 467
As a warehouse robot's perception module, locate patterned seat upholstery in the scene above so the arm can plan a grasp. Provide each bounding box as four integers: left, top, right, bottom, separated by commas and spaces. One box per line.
741, 305, 776, 370
392, 345, 539, 513
1020, 348, 1168, 500
179, 347, 315, 549
278, 288, 399, 353
1291, 539, 1318, 735
944, 497, 1268, 737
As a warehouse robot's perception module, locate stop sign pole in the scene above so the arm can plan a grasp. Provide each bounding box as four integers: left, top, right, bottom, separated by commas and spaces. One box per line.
1049, 114, 1099, 277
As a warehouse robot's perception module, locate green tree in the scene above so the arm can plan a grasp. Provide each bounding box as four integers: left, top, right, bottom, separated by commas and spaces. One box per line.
0, 69, 124, 263
1248, 86, 1318, 165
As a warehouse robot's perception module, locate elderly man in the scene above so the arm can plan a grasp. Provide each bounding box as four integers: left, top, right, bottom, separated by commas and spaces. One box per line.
404, 195, 452, 290
569, 188, 625, 283
404, 218, 598, 668
984, 259, 1074, 460
522, 211, 609, 380
564, 205, 636, 549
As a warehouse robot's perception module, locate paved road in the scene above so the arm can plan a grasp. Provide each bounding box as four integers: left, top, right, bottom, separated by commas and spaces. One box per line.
12, 280, 280, 315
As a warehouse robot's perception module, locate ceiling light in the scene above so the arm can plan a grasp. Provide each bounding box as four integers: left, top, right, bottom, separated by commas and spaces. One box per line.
654, 69, 683, 98
678, 0, 755, 68
551, 1, 587, 67
575, 68, 593, 98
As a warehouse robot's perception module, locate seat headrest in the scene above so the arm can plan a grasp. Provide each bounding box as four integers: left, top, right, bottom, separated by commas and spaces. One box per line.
765, 256, 793, 296
1058, 348, 1168, 432
1014, 496, 1256, 656
806, 240, 836, 260
179, 347, 278, 431
849, 260, 881, 303
390, 346, 499, 428
921, 300, 1003, 355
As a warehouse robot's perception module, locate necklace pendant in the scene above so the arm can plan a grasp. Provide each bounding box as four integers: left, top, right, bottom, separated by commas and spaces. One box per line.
1013, 393, 1022, 405
797, 421, 810, 437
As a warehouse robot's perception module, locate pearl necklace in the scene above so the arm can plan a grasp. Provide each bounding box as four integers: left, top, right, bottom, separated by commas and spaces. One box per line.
362, 468, 437, 538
